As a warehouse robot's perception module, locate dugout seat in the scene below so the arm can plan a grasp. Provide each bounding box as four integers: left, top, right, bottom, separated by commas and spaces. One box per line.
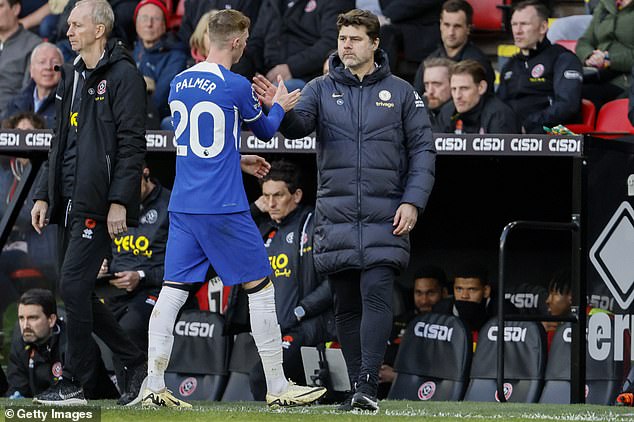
539, 320, 626, 404
388, 313, 472, 401
594, 99, 634, 139
164, 309, 230, 401
555, 39, 578, 53
565, 99, 596, 134
464, 318, 547, 402
221, 332, 258, 401
468, 0, 511, 31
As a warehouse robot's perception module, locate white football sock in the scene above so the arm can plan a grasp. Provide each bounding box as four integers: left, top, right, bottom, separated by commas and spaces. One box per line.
247, 281, 288, 396
147, 285, 188, 392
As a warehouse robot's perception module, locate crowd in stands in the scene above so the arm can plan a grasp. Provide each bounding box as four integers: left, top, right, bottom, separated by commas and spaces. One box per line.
2, 0, 634, 404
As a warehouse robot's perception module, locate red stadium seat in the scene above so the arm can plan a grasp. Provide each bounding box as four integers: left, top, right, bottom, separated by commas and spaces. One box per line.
594, 99, 634, 139
468, 0, 511, 31
555, 39, 578, 53
565, 99, 596, 134
167, 0, 184, 30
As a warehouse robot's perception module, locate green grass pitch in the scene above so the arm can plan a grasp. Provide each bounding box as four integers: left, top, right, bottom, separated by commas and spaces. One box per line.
3, 399, 634, 421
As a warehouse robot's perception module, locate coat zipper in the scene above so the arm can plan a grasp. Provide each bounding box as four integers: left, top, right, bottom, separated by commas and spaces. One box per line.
357, 84, 363, 267
64, 199, 72, 227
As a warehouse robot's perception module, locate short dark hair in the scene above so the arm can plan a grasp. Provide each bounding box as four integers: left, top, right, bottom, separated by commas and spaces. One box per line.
453, 262, 489, 285
2, 112, 46, 129
337, 9, 380, 41
548, 269, 571, 295
513, 0, 550, 22
442, 0, 473, 26
450, 59, 486, 84
7, 0, 21, 7
414, 264, 448, 290
19, 289, 57, 318
260, 160, 302, 194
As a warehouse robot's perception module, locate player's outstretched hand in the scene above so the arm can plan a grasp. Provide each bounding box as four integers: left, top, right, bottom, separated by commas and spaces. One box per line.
241, 155, 271, 178
252, 74, 275, 108
272, 76, 301, 112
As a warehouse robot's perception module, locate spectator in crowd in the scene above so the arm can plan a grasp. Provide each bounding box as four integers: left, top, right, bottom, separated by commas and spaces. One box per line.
247, 0, 353, 91
433, 263, 495, 338
377, 264, 448, 398
497, 0, 583, 134
99, 163, 169, 354
422, 57, 453, 132
413, 0, 494, 95
31, 0, 147, 406
0, 0, 42, 117
133, 0, 188, 122
3, 42, 63, 128
18, 0, 57, 39
254, 9, 436, 411
189, 10, 216, 64
7, 289, 118, 399
575, 0, 634, 108
178, 0, 260, 63
437, 60, 520, 134
361, 0, 443, 82
246, 160, 336, 399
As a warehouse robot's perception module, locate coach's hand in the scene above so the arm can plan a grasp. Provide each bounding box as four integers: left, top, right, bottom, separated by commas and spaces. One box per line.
393, 203, 418, 236
241, 155, 271, 178
108, 203, 127, 239
31, 200, 49, 234
110, 271, 141, 292
273, 76, 301, 112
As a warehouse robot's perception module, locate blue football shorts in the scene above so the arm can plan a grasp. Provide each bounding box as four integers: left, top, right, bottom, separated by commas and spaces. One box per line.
164, 211, 271, 285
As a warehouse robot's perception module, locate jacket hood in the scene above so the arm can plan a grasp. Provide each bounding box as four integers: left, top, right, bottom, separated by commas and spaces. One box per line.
517, 38, 552, 61
328, 49, 392, 86
73, 39, 136, 75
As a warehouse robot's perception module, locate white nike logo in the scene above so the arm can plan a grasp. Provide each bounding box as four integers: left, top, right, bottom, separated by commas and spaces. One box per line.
332, 93, 343, 98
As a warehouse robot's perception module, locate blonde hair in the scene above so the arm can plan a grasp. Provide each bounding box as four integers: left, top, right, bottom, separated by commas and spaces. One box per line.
190, 10, 217, 56
207, 9, 250, 46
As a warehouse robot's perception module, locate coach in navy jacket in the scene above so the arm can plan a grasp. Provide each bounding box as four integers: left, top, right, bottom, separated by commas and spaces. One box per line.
268, 10, 435, 405
280, 50, 435, 275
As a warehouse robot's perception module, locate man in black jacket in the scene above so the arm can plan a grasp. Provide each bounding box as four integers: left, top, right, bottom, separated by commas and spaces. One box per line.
247, 160, 335, 399
100, 164, 169, 354
247, 0, 353, 90
413, 0, 494, 95
437, 60, 519, 134
7, 289, 118, 399
422, 57, 453, 132
497, 0, 582, 134
254, 9, 435, 411
30, 0, 147, 406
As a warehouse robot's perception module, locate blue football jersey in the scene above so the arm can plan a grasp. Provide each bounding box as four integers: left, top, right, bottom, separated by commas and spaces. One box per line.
167, 62, 263, 214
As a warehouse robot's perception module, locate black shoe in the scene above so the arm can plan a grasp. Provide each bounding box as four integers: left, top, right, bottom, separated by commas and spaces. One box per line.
117, 362, 147, 406
336, 392, 354, 412
33, 379, 87, 406
351, 391, 379, 411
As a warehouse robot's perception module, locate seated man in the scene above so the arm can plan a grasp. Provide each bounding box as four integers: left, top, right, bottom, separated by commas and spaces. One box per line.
247, 0, 353, 90
437, 60, 520, 134
247, 160, 336, 400
497, 0, 582, 134
413, 0, 494, 94
7, 289, 117, 399
378, 264, 448, 398
3, 42, 63, 128
422, 57, 453, 132
433, 263, 497, 344
133, 0, 188, 123
0, 0, 42, 117
100, 163, 169, 354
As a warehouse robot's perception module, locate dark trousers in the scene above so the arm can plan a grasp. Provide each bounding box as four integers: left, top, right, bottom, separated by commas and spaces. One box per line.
58, 215, 144, 384
329, 267, 395, 391
108, 291, 156, 355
